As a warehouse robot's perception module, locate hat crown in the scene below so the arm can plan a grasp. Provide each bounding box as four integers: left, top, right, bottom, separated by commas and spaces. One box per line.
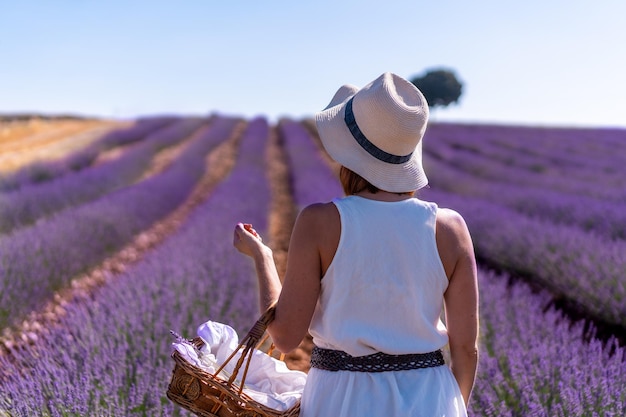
352, 72, 429, 157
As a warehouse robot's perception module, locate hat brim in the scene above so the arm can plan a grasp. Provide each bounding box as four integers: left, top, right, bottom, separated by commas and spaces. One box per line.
315, 98, 428, 193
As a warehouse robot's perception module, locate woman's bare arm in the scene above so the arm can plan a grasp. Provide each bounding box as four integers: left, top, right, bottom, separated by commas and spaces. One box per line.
437, 208, 479, 406
234, 202, 336, 353
233, 222, 282, 311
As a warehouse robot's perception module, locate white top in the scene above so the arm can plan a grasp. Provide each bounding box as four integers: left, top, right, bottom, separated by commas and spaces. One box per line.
301, 196, 467, 417
309, 195, 449, 355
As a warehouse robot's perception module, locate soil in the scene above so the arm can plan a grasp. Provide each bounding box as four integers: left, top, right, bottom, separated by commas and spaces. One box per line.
0, 119, 123, 173
266, 125, 313, 372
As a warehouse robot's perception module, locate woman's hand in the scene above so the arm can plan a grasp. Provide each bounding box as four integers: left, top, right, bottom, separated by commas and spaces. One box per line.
233, 222, 265, 258
233, 222, 281, 316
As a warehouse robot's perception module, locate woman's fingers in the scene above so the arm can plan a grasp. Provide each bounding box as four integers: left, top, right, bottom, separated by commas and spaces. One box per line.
234, 223, 262, 252
242, 223, 262, 241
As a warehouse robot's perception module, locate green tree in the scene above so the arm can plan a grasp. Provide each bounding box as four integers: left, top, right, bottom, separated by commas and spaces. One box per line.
410, 68, 463, 109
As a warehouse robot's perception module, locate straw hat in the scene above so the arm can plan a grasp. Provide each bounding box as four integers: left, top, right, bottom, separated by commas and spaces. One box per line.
315, 72, 429, 192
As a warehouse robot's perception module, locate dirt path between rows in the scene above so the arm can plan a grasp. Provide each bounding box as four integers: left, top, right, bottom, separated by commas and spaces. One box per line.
265, 124, 314, 373
0, 120, 246, 355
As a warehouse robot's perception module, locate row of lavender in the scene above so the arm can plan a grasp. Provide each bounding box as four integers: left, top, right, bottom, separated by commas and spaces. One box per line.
472, 269, 625, 416
286, 120, 625, 415
419, 123, 626, 328
421, 186, 626, 328
0, 117, 207, 234
423, 156, 626, 240
423, 123, 626, 231
0, 118, 272, 416
0, 117, 176, 192
0, 116, 238, 331
424, 123, 626, 200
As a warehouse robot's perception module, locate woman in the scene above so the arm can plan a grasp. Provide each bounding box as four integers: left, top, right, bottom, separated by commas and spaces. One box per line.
234, 72, 478, 416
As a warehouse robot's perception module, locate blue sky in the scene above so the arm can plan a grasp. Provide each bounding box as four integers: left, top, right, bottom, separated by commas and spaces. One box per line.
1, 1, 625, 128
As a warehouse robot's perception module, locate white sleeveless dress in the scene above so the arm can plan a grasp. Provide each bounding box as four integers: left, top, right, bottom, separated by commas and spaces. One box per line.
300, 196, 467, 417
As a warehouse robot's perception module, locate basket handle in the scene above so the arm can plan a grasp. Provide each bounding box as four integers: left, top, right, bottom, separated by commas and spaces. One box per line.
212, 302, 278, 394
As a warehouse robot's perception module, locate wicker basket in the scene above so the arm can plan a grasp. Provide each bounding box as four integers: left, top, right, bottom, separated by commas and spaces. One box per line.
167, 305, 301, 417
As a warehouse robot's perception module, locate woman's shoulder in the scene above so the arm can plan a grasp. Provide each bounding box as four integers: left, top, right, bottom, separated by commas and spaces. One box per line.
298, 201, 340, 225
435, 207, 473, 248
435, 207, 473, 271
435, 207, 467, 231
295, 202, 341, 273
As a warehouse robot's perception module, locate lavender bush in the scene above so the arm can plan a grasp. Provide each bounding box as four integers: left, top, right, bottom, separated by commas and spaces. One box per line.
0, 117, 271, 416
63, 116, 181, 172
426, 123, 626, 181
278, 119, 343, 209
0, 117, 177, 192
470, 269, 626, 416
0, 117, 238, 331
423, 123, 626, 202
0, 118, 207, 234
424, 156, 626, 240
422, 187, 626, 328
418, 122, 626, 327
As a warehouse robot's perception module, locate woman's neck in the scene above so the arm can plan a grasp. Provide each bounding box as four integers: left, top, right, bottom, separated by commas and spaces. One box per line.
353, 190, 414, 202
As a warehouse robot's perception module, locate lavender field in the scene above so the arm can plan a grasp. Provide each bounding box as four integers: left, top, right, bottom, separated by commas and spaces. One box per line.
1, 116, 625, 416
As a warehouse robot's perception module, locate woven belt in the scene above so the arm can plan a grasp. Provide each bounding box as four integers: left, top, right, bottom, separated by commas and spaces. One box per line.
310, 346, 445, 372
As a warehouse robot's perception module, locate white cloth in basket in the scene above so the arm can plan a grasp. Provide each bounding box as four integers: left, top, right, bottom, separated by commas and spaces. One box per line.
172, 320, 306, 412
